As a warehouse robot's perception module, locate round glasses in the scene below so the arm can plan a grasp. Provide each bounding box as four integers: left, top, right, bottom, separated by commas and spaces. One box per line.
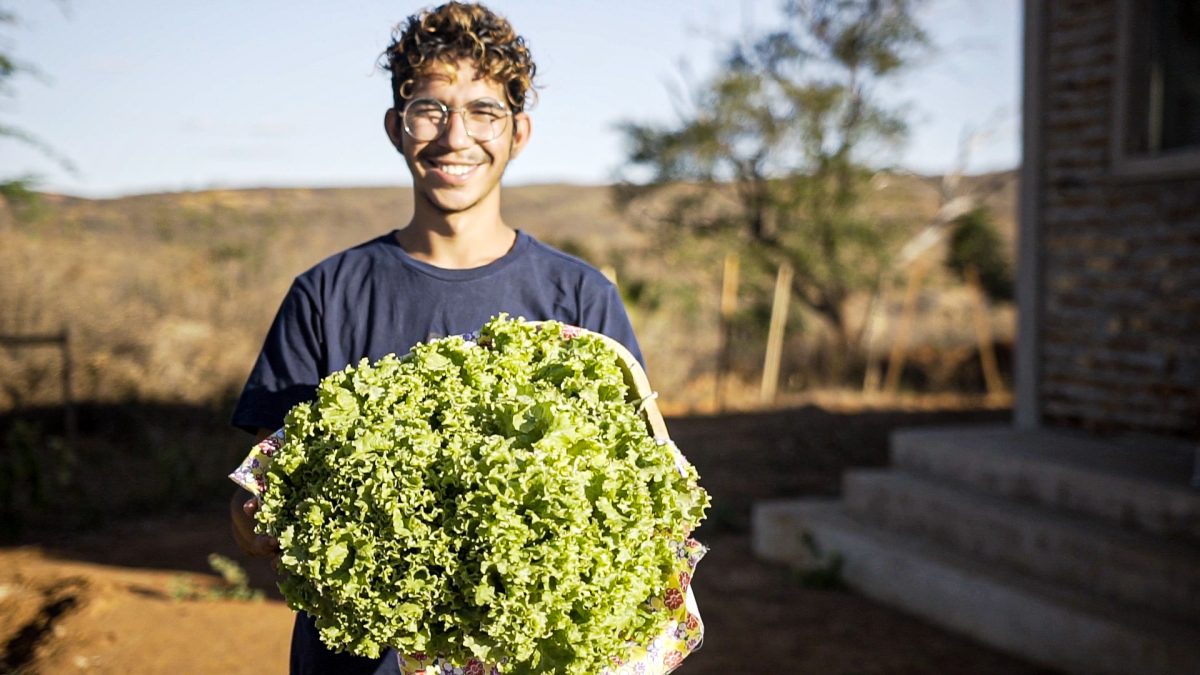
401, 97, 512, 143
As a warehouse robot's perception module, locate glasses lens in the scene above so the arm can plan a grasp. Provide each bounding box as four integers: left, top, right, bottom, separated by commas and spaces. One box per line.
463, 102, 509, 141
403, 100, 447, 142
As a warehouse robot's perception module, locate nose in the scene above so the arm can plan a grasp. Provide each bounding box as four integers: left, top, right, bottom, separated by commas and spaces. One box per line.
437, 109, 474, 150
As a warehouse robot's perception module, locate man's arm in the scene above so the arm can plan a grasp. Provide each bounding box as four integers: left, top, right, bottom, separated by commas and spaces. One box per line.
230, 428, 281, 558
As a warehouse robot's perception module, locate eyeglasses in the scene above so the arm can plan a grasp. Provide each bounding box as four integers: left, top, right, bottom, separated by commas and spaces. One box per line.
401, 97, 512, 143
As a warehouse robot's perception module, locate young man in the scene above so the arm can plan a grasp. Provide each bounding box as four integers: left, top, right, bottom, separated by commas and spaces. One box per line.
229, 3, 643, 673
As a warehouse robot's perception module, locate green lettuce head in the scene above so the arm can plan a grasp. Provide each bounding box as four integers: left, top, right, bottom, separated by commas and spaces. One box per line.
254, 316, 708, 673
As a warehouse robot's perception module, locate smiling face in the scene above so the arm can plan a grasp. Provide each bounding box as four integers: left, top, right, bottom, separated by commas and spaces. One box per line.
386, 59, 531, 222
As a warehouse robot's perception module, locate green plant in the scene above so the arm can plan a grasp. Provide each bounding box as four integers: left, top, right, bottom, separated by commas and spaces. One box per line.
792, 530, 847, 590
169, 554, 264, 602
617, 0, 930, 381
168, 573, 200, 601
946, 206, 1013, 302
0, 4, 75, 199
206, 553, 264, 601
256, 316, 709, 671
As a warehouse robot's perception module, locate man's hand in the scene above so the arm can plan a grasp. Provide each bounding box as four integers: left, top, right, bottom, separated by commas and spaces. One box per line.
230, 428, 281, 562
230, 488, 280, 559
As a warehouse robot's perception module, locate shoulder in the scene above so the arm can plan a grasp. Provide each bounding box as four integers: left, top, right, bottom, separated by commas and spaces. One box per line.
292, 232, 398, 290
520, 233, 614, 290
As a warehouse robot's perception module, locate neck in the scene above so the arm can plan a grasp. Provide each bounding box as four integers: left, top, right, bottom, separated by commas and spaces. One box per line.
398, 194, 516, 269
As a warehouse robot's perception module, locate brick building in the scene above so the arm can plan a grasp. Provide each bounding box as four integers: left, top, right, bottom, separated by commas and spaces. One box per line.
756, 3, 1200, 673
1017, 0, 1200, 437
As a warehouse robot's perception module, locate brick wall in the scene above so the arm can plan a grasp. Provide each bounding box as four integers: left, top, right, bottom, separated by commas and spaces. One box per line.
1037, 0, 1200, 436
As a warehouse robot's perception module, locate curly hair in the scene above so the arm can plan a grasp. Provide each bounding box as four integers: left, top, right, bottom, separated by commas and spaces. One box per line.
381, 2, 537, 113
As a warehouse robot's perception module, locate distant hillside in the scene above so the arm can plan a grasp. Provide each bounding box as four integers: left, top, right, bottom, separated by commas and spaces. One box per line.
0, 172, 1017, 413
31, 171, 1015, 259
33, 182, 641, 262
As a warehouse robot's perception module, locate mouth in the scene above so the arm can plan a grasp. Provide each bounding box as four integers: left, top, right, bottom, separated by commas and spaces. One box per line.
424, 159, 484, 182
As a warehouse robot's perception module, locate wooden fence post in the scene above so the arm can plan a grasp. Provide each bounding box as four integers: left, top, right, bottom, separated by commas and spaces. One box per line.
965, 266, 1006, 397
760, 262, 793, 404
61, 326, 77, 446
0, 328, 76, 446
860, 275, 892, 394
715, 252, 740, 410
882, 258, 929, 396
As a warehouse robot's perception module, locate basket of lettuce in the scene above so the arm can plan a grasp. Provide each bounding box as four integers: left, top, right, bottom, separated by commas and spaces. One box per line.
230, 315, 709, 674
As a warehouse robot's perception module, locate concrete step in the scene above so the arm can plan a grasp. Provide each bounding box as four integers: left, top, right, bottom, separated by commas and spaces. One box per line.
842, 469, 1200, 623
752, 499, 1200, 675
891, 426, 1200, 542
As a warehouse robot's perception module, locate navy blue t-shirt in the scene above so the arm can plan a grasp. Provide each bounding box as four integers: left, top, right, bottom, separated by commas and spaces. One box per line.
233, 229, 642, 434
231, 229, 643, 674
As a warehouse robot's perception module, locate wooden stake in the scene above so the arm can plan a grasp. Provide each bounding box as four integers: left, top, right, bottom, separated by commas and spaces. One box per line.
965, 266, 1006, 396
0, 328, 77, 446
760, 262, 793, 404
61, 325, 77, 447
715, 253, 740, 410
720, 253, 740, 319
860, 275, 892, 394
883, 258, 929, 396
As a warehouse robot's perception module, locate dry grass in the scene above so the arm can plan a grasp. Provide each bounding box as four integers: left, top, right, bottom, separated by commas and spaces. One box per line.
0, 174, 1018, 537
0, 174, 1016, 414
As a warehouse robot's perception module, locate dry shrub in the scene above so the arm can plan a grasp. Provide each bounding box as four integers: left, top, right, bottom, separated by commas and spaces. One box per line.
0, 208, 287, 410
0, 185, 659, 413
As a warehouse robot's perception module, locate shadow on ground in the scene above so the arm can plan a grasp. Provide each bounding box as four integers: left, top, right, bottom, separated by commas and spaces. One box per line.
3, 402, 1059, 674
5, 401, 1014, 603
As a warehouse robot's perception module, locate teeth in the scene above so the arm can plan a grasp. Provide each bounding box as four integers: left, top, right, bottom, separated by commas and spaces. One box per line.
438, 164, 476, 176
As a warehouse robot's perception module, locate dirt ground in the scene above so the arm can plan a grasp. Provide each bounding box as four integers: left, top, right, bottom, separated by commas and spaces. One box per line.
0, 403, 1061, 674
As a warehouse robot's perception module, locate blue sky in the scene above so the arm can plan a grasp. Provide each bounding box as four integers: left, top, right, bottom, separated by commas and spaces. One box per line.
0, 1, 1020, 198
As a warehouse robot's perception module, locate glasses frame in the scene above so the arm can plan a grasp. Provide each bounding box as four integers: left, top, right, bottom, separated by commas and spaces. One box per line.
401, 97, 514, 143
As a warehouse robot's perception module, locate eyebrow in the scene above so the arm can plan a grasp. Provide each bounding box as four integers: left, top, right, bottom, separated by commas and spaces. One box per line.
410, 96, 506, 107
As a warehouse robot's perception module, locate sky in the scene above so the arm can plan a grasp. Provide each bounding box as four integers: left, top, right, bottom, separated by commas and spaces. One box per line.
0, 1, 1021, 198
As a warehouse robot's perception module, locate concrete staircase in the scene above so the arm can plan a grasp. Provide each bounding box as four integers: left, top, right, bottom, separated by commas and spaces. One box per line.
752, 426, 1200, 675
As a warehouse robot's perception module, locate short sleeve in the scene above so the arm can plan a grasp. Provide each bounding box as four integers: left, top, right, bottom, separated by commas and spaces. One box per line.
231, 279, 325, 434
580, 280, 646, 369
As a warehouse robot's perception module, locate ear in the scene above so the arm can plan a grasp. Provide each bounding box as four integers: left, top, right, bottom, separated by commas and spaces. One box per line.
509, 111, 532, 159
384, 108, 404, 151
